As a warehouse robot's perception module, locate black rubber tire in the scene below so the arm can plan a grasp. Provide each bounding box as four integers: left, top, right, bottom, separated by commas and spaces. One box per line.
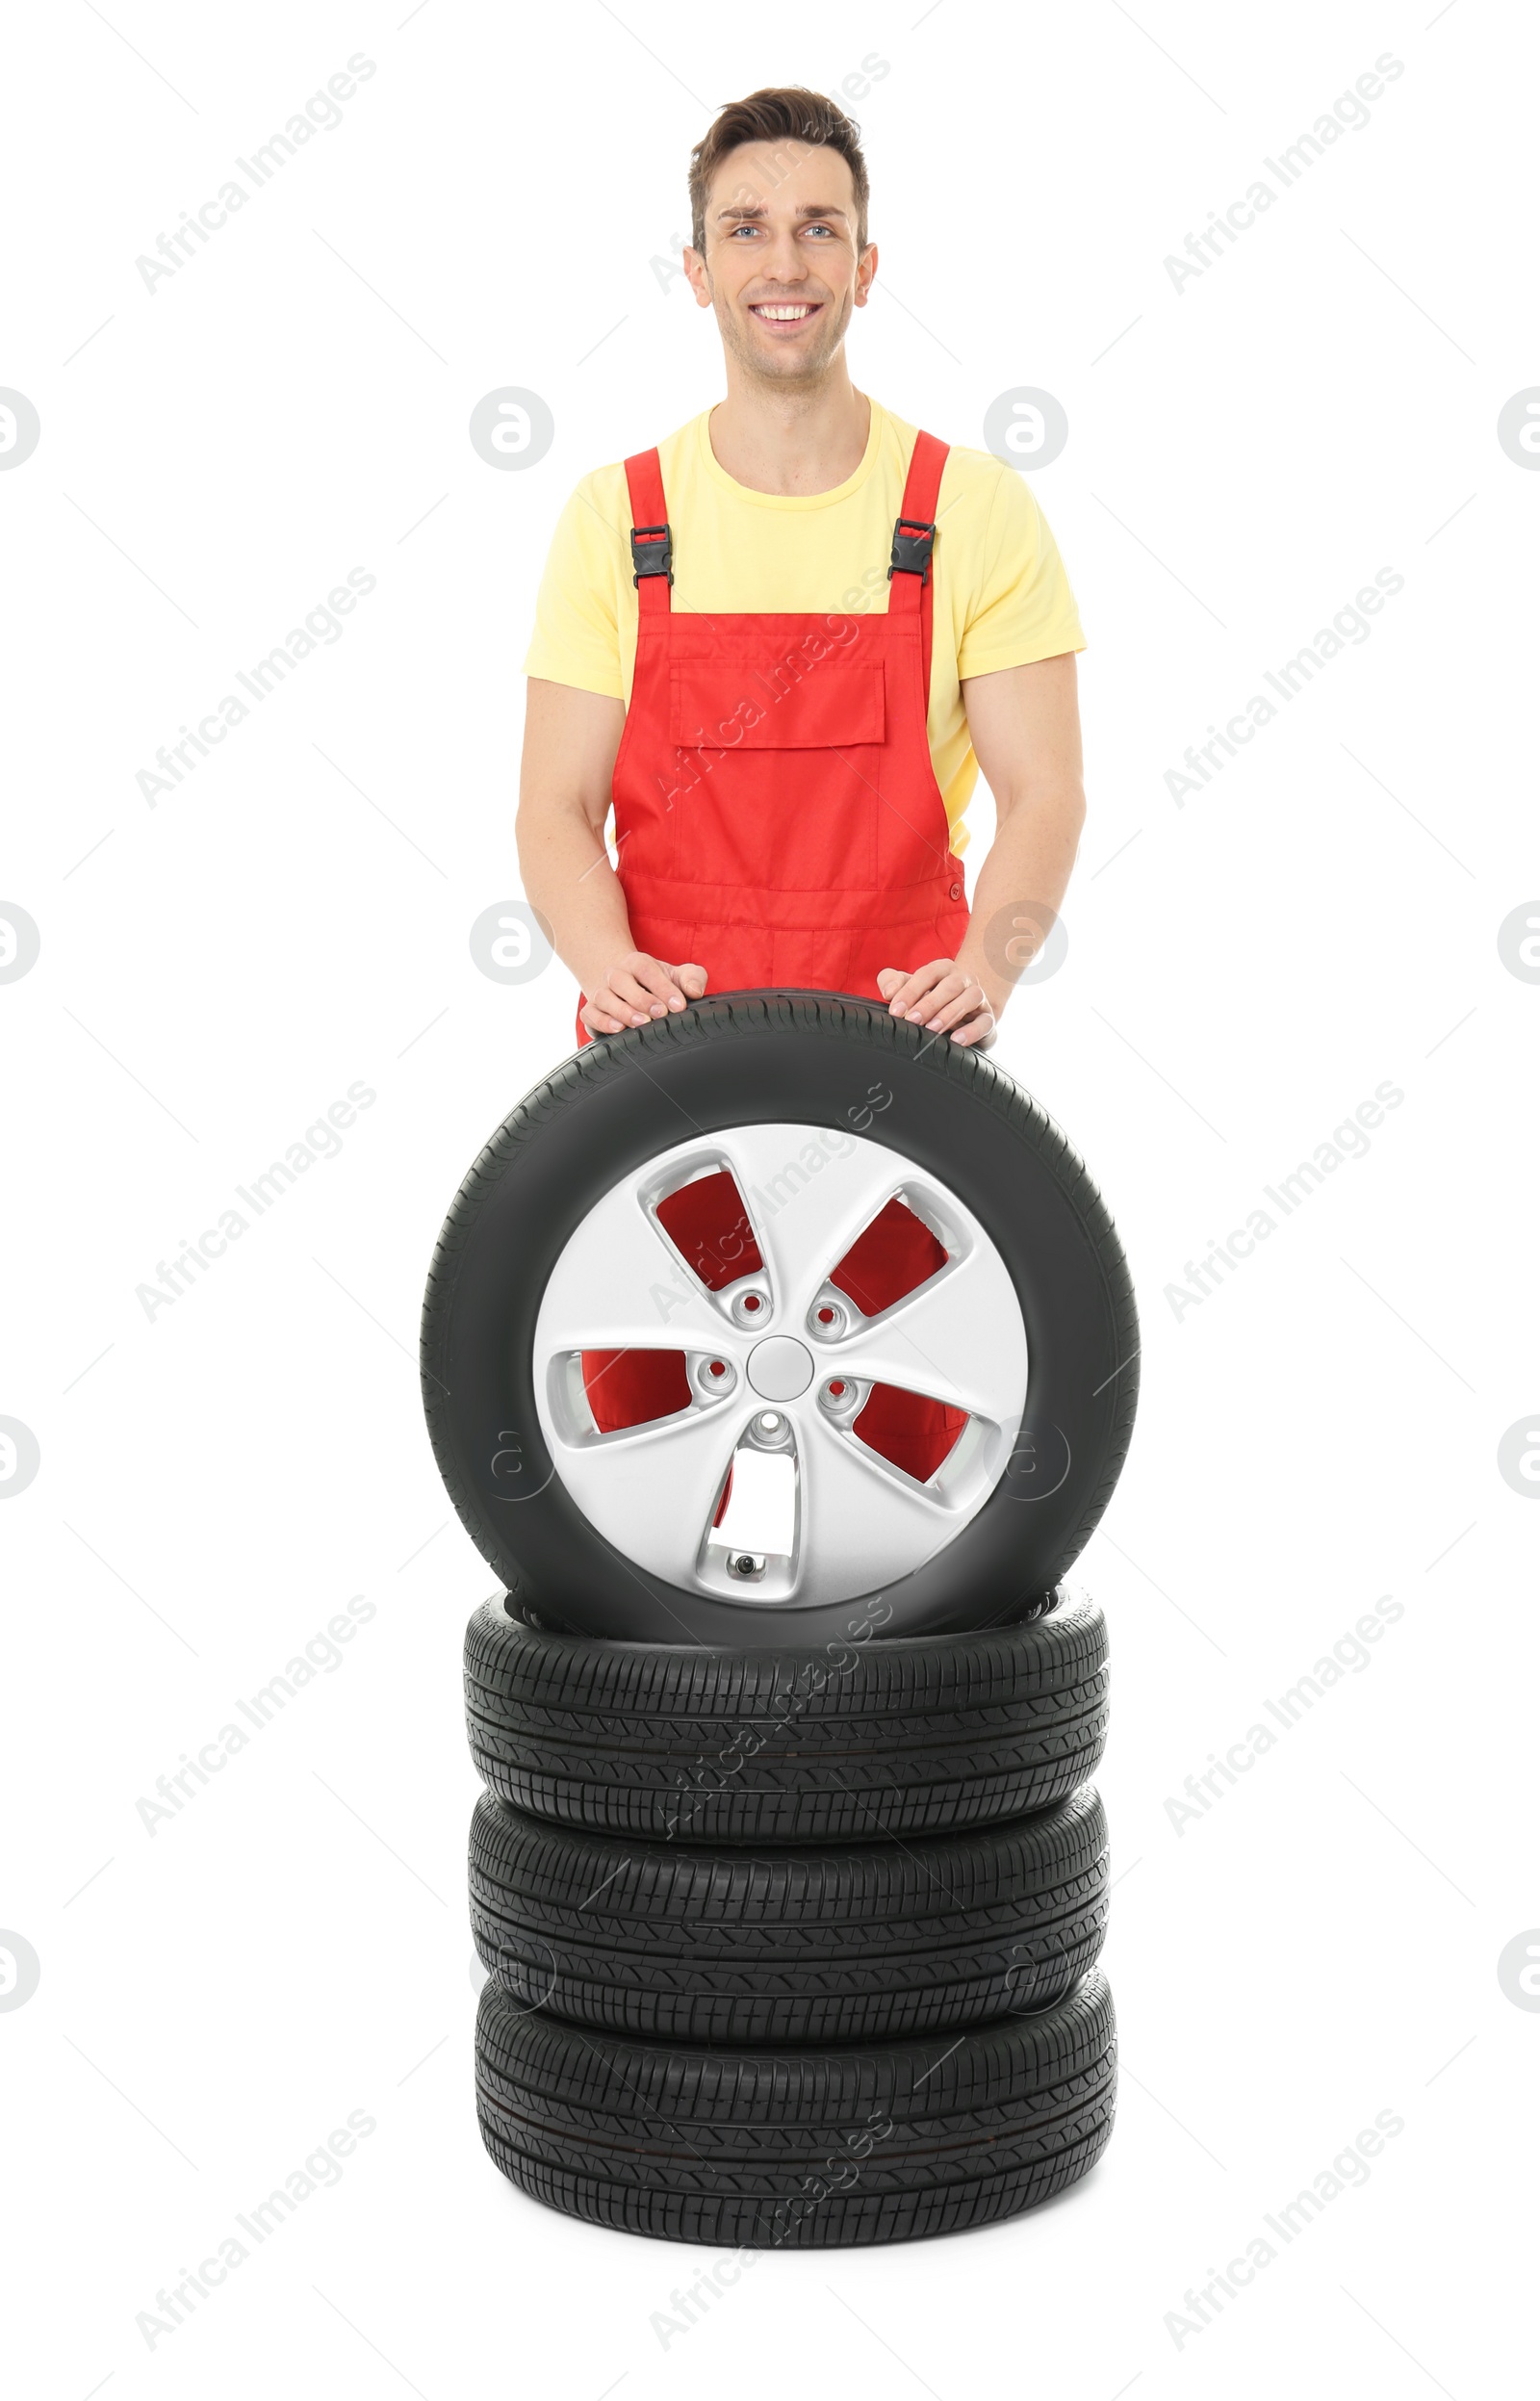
475, 1969, 1116, 2247
469, 1785, 1107, 2044
421, 994, 1139, 1643
465, 1586, 1107, 1843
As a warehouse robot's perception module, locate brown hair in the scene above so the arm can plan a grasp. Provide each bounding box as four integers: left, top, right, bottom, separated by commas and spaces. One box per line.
688, 87, 870, 260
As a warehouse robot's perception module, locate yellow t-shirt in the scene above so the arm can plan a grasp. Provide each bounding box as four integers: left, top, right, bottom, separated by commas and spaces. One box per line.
522, 394, 1085, 852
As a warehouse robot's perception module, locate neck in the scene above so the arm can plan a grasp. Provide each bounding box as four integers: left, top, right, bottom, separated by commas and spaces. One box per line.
706, 373, 871, 497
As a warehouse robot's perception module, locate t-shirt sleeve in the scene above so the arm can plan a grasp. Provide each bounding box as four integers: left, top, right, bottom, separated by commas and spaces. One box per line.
521, 472, 628, 697
955, 468, 1086, 681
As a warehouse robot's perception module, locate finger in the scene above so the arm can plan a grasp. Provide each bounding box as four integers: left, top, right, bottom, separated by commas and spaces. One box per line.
923, 982, 985, 1033
910, 973, 968, 1024
630, 957, 682, 1013
673, 962, 709, 999
886, 960, 952, 1018
582, 1001, 628, 1037
886, 968, 936, 1016
875, 967, 904, 999
596, 988, 651, 1028
912, 972, 967, 1021
948, 1007, 997, 1048
608, 969, 668, 1023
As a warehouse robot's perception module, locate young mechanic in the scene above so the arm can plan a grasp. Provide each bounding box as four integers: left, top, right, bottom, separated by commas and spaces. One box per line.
516, 84, 1089, 1057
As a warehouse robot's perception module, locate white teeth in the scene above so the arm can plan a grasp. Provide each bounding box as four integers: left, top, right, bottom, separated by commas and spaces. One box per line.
752, 304, 812, 320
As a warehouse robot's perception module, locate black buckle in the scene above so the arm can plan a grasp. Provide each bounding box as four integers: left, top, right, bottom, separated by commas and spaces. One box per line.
887, 515, 936, 582
630, 522, 673, 587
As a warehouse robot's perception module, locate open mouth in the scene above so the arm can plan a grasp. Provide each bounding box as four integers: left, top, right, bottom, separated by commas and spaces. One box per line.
747, 300, 823, 331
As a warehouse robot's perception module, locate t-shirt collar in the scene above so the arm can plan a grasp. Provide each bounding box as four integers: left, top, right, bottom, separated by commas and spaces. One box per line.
694, 394, 885, 509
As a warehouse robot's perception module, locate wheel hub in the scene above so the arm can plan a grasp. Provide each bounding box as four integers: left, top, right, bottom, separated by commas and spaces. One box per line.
746, 1335, 814, 1401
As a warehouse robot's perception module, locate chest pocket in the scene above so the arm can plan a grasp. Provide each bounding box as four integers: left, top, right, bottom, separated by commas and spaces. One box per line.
658, 653, 882, 894
670, 658, 885, 750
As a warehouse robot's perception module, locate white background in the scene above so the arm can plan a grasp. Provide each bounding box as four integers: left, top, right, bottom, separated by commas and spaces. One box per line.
2, 0, 1535, 2392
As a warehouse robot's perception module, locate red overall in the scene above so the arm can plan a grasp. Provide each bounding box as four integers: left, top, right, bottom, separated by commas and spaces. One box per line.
578, 428, 970, 1482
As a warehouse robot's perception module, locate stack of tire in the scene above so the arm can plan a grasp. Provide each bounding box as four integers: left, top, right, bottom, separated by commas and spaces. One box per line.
422, 995, 1138, 2250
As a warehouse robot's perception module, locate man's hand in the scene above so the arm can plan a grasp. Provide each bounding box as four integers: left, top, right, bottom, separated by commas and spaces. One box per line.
581, 953, 707, 1037
876, 962, 997, 1048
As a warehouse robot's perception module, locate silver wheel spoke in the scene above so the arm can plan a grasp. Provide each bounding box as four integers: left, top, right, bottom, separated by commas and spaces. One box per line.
711, 1123, 907, 1318
837, 1245, 1027, 1425
537, 1171, 727, 1355
546, 1404, 742, 1589
794, 1407, 952, 1596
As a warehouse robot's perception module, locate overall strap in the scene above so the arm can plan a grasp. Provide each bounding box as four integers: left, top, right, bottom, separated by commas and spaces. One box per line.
886, 429, 948, 705
624, 448, 672, 619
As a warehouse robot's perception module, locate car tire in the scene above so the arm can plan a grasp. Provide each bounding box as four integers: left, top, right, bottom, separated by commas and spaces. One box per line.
475, 1968, 1116, 2248
464, 1585, 1108, 1843
469, 1784, 1108, 2044
422, 994, 1138, 1643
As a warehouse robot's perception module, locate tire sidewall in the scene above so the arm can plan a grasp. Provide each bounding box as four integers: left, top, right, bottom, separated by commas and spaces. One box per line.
424, 998, 1136, 1642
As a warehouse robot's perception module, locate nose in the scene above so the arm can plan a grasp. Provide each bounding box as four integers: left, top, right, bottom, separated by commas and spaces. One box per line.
750, 224, 809, 286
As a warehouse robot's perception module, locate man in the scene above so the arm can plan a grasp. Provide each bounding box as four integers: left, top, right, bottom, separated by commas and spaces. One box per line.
517, 84, 1088, 1054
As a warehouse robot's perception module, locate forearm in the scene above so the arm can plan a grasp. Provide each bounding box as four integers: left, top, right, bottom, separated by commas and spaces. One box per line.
517, 678, 641, 1002
955, 774, 1085, 1017
515, 796, 634, 998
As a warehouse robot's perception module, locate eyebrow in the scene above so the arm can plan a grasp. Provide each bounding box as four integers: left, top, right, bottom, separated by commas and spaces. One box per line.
715, 202, 851, 225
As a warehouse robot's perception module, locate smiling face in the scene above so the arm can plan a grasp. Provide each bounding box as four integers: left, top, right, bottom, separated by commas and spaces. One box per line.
686, 139, 875, 388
